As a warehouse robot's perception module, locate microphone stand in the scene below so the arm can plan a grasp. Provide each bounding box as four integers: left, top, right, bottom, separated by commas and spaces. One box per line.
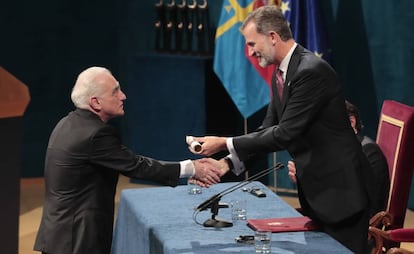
196, 163, 284, 228
203, 196, 231, 227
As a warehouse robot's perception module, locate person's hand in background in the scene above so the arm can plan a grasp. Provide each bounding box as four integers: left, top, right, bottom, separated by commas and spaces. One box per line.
287, 160, 297, 184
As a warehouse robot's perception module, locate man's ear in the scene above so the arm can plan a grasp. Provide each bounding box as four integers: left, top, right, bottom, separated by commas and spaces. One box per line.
90, 96, 101, 111
269, 31, 279, 45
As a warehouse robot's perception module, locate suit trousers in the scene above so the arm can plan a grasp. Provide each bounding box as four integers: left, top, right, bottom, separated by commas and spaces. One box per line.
322, 209, 369, 254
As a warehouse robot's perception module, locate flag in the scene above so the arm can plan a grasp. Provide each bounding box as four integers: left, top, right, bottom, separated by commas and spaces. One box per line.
282, 0, 330, 62
245, 0, 278, 96
214, 0, 269, 119
213, 0, 329, 119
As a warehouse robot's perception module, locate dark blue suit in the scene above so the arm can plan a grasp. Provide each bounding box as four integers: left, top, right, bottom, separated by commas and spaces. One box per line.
233, 45, 370, 253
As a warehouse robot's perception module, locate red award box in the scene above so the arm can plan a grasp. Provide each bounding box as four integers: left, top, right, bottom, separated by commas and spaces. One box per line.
247, 216, 320, 233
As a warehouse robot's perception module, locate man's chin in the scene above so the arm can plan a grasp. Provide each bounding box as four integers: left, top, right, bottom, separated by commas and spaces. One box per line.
258, 62, 268, 68
115, 111, 125, 117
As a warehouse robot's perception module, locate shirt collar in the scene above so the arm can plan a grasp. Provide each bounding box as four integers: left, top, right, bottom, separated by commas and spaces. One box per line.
278, 42, 297, 79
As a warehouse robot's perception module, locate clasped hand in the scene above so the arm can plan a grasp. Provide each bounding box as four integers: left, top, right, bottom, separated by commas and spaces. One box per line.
189, 136, 230, 187
192, 158, 228, 187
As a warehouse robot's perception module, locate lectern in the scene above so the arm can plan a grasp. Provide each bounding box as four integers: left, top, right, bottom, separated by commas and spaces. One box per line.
0, 67, 30, 254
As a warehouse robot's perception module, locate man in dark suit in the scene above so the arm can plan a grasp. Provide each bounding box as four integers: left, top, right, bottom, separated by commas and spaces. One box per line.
191, 6, 370, 253
345, 100, 390, 216
288, 100, 390, 217
33, 66, 222, 254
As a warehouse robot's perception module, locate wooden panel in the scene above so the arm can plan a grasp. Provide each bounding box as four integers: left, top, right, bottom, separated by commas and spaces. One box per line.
0, 67, 30, 118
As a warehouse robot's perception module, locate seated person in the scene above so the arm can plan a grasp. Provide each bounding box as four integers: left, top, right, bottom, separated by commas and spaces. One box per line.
288, 100, 390, 217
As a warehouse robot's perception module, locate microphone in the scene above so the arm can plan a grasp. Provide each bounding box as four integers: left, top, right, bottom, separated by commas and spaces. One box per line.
194, 162, 284, 228
196, 193, 221, 212
196, 162, 284, 211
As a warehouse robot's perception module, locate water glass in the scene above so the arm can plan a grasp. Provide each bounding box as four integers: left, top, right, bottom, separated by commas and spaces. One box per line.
254, 230, 272, 253
187, 178, 202, 194
231, 199, 247, 221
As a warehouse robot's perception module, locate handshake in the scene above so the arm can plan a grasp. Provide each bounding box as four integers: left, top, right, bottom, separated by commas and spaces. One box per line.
186, 135, 231, 188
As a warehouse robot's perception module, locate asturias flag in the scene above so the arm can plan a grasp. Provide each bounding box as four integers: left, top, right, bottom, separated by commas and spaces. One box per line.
213, 0, 329, 119
214, 0, 269, 119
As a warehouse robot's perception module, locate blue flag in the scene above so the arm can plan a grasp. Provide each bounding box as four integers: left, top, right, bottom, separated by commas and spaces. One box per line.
283, 0, 330, 62
213, 0, 329, 119
213, 0, 270, 119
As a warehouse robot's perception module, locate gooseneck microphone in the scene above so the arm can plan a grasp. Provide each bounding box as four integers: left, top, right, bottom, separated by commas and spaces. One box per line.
193, 162, 284, 228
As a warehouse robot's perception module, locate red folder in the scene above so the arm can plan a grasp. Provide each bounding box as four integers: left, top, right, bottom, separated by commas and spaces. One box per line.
247, 216, 320, 233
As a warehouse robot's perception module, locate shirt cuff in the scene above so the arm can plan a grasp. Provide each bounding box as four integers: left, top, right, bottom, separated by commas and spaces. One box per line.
226, 138, 245, 176
179, 159, 195, 178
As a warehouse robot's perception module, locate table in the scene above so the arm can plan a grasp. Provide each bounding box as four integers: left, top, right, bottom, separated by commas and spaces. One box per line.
111, 182, 351, 254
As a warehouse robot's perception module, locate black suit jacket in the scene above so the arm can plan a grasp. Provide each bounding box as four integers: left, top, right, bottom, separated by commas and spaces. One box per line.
34, 109, 180, 254
359, 135, 390, 216
233, 45, 369, 224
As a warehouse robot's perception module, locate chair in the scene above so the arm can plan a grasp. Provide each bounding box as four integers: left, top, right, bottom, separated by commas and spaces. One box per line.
369, 227, 414, 254
368, 100, 414, 254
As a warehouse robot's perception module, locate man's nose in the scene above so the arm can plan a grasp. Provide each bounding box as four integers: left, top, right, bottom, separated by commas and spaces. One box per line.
248, 47, 255, 57
120, 91, 127, 100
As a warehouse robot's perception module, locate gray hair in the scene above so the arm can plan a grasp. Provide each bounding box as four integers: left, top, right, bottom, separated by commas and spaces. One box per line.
71, 67, 112, 109
241, 5, 293, 41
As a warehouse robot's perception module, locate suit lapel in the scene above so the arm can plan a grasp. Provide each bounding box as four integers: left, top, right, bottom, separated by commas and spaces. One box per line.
285, 45, 304, 84
279, 45, 304, 114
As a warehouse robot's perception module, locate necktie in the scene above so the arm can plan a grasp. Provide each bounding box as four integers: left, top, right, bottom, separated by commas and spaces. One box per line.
276, 68, 284, 100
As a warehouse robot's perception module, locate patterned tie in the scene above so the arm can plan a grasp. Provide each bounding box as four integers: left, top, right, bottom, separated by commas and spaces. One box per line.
276, 68, 284, 100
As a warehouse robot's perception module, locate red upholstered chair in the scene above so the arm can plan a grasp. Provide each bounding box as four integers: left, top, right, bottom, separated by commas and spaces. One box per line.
369, 227, 414, 254
368, 100, 414, 254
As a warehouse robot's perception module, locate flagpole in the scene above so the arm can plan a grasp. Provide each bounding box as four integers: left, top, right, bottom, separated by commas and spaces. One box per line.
243, 116, 278, 191
243, 118, 249, 180
273, 151, 278, 191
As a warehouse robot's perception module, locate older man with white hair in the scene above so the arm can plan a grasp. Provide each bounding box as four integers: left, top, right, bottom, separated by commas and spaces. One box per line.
34, 66, 222, 254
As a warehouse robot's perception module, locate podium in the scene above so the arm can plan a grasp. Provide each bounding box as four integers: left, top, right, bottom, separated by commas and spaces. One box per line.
0, 67, 30, 254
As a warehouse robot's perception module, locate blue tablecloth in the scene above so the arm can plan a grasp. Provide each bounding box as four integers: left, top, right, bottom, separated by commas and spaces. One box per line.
111, 181, 351, 254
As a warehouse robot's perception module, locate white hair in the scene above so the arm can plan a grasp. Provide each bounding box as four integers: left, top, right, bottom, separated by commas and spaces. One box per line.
70, 66, 112, 109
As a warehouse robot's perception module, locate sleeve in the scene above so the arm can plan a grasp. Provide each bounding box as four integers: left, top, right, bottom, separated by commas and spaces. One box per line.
362, 142, 390, 214
225, 138, 245, 175
90, 125, 181, 187
179, 160, 195, 178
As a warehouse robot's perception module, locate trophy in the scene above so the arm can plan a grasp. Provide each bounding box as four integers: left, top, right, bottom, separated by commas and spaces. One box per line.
154, 0, 165, 51
197, 0, 210, 54
175, 0, 187, 52
186, 0, 197, 53
164, 0, 176, 52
